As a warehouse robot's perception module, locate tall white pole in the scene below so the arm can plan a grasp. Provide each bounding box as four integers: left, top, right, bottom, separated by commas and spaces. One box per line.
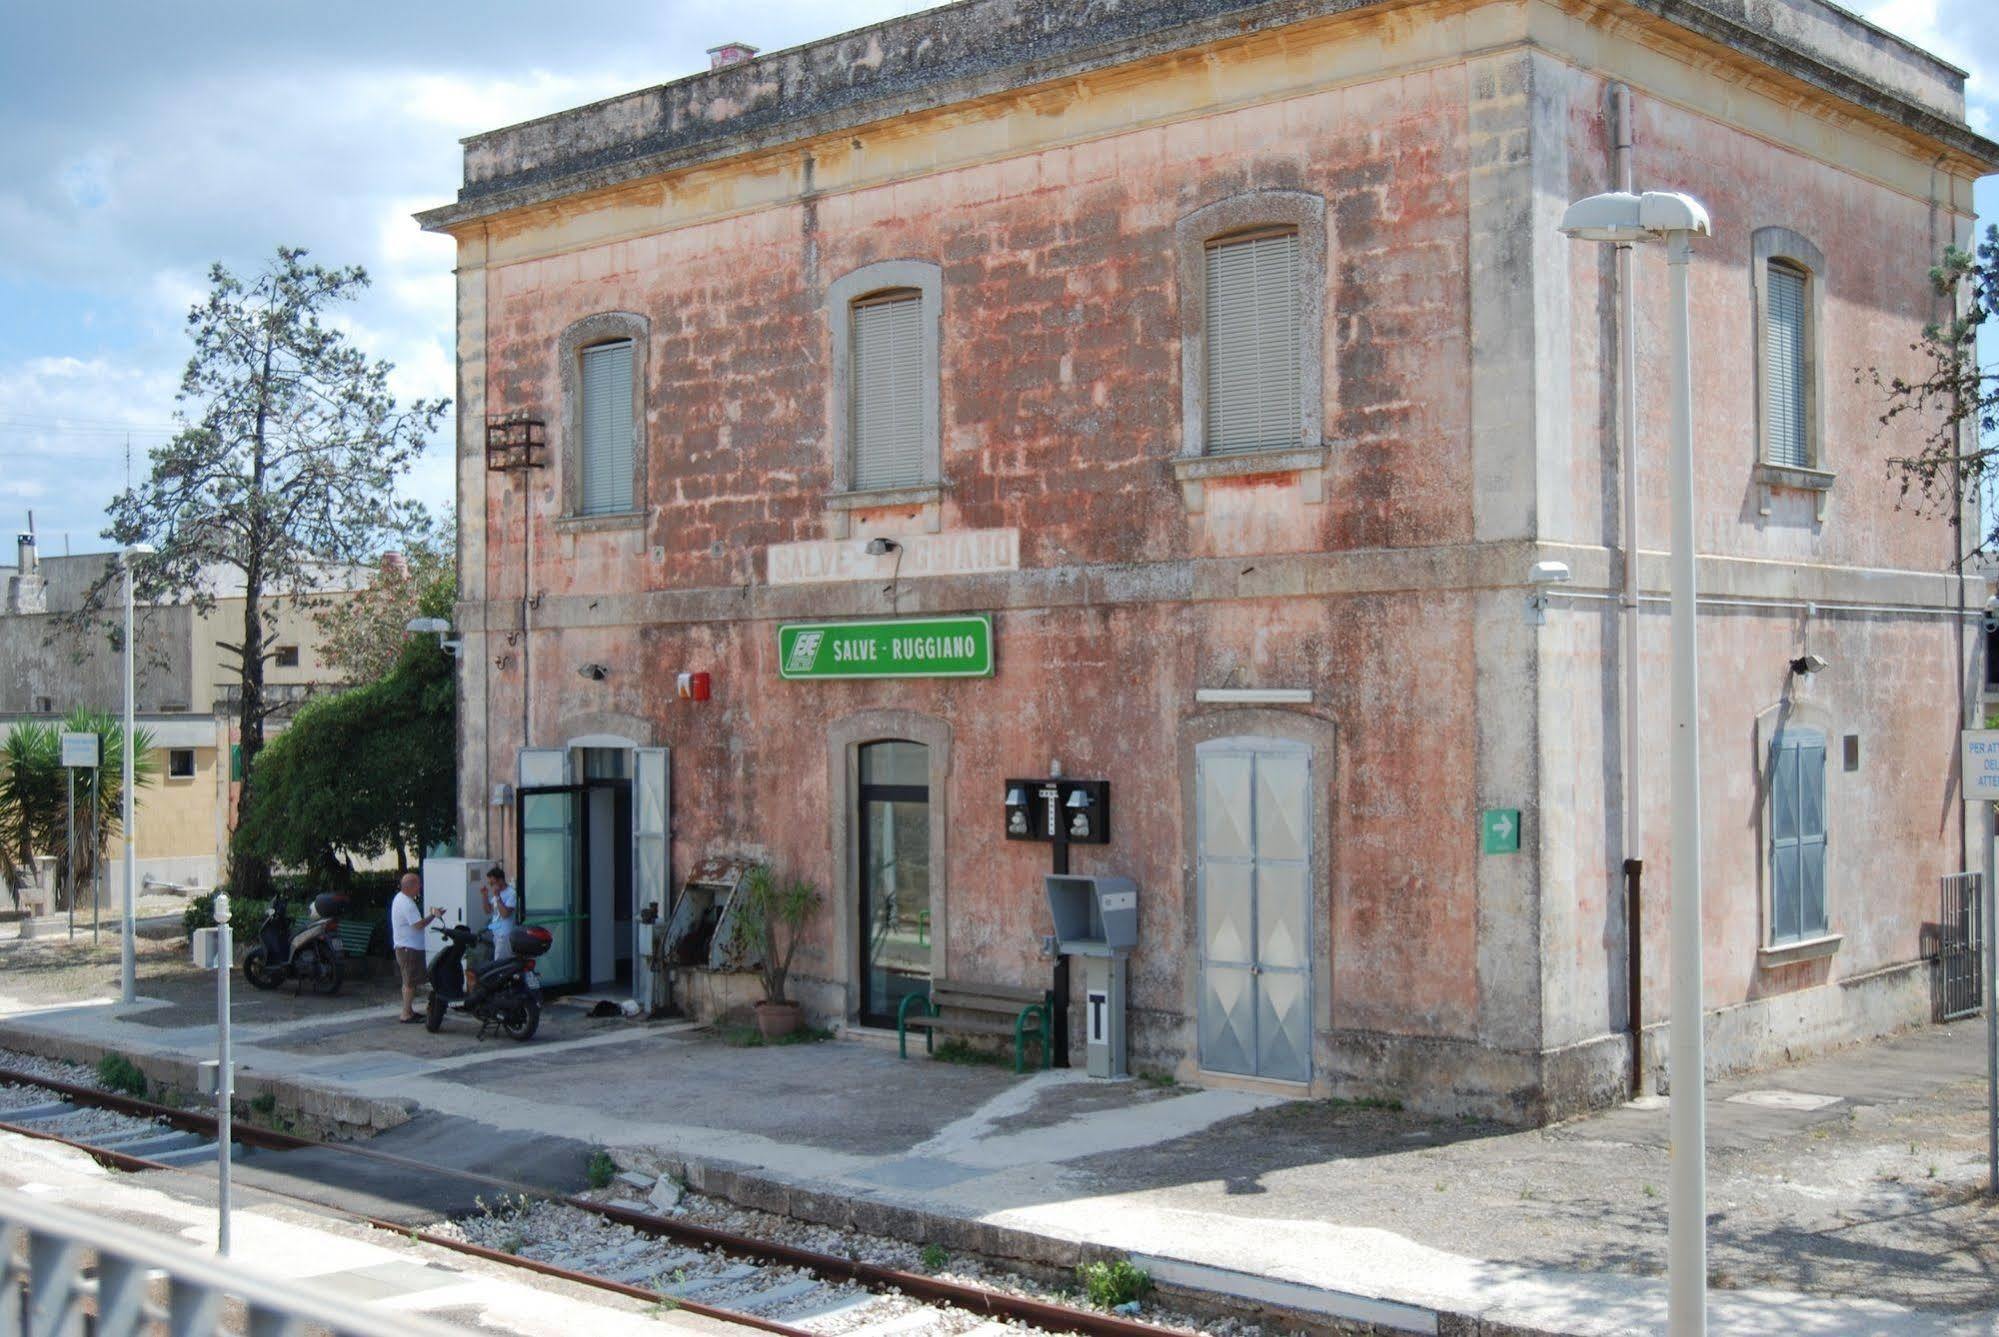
214, 894, 233, 1256
1664, 227, 1707, 1336
121, 554, 137, 1005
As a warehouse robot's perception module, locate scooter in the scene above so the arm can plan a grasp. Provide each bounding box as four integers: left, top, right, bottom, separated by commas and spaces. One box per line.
242, 893, 348, 995
424, 921, 551, 1041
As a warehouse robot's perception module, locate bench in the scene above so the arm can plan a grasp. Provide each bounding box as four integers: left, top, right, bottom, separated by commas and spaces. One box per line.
897, 980, 1052, 1074
333, 915, 384, 959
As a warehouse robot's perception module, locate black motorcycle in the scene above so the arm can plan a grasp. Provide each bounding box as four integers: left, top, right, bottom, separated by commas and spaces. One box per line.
242, 893, 348, 995
424, 921, 552, 1041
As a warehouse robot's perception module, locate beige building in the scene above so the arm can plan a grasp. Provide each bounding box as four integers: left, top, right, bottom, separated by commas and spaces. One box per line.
0, 527, 363, 889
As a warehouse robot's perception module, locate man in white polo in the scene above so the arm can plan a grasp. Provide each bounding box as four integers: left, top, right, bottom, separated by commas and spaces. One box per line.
392, 871, 444, 1023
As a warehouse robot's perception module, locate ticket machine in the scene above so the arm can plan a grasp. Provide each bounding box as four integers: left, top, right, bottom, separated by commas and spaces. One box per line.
1045, 873, 1138, 1078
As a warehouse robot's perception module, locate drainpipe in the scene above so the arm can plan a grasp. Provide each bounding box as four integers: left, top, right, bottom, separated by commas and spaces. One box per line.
1611, 82, 1647, 1097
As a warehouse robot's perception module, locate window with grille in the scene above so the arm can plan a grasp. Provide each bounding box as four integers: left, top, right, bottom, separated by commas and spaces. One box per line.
850, 291, 926, 490
579, 339, 636, 515
1769, 726, 1828, 945
1204, 230, 1302, 454
1763, 260, 1811, 468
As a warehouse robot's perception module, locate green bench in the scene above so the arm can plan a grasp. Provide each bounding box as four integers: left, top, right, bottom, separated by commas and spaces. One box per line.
898, 980, 1052, 1074
333, 914, 384, 959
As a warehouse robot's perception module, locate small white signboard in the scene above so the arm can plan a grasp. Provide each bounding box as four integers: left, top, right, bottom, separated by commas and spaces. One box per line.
1964, 730, 1999, 801
59, 731, 99, 769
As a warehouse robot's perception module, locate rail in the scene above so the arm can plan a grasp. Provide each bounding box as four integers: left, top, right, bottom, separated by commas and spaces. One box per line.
0, 1185, 459, 1337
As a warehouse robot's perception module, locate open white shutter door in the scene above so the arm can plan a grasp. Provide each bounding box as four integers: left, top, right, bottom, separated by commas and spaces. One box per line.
632, 746, 670, 1010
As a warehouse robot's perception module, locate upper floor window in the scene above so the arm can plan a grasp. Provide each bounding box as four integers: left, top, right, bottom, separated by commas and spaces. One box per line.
1752, 228, 1826, 478
1174, 190, 1326, 465
1204, 229, 1302, 454
1769, 725, 1828, 946
826, 261, 943, 501
167, 748, 196, 779
580, 339, 636, 515
556, 311, 649, 526
273, 644, 299, 668
850, 291, 927, 490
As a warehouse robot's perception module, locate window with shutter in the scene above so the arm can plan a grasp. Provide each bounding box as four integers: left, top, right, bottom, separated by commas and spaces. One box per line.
1769, 727, 1828, 944
1764, 261, 1810, 469
579, 339, 635, 515
850, 292, 926, 490
1205, 230, 1301, 454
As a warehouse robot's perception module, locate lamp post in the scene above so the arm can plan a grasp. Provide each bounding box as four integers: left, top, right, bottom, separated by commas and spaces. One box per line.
119, 542, 156, 1006
1559, 189, 1712, 1336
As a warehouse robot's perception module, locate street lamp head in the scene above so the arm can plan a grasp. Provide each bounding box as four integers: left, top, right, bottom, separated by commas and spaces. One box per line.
1559, 190, 1711, 243
405, 616, 451, 635
121, 542, 157, 559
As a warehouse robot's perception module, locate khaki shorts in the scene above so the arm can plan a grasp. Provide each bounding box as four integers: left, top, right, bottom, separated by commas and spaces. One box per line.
396, 947, 426, 991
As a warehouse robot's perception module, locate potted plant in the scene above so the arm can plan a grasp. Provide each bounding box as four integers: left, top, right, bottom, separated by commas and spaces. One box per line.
742, 864, 821, 1040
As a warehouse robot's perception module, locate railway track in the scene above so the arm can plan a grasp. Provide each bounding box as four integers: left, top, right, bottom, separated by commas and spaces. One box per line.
0, 1066, 1197, 1337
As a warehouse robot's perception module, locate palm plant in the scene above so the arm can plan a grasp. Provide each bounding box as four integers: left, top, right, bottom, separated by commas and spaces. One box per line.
0, 723, 61, 908
0, 712, 155, 911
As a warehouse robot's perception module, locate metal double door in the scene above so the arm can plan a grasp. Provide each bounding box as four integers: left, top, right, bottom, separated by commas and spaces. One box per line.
517, 747, 669, 995
1196, 737, 1313, 1082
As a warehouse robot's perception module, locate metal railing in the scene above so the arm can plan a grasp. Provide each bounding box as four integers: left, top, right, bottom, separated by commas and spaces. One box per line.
0, 1187, 456, 1336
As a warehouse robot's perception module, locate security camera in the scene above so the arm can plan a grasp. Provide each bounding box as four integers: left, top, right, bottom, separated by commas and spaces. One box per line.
1789, 653, 1829, 676
1983, 596, 1999, 636
578, 662, 609, 681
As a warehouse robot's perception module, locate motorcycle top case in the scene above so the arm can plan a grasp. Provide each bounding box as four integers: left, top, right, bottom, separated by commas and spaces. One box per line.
510, 925, 554, 958
311, 893, 351, 920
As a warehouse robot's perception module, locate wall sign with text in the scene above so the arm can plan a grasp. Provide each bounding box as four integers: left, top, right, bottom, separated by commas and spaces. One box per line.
778, 615, 994, 680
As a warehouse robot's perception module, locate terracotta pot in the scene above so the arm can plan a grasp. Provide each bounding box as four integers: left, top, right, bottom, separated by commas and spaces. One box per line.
754, 1000, 803, 1040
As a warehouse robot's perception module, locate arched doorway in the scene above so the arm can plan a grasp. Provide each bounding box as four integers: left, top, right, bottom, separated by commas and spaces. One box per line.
858, 739, 931, 1026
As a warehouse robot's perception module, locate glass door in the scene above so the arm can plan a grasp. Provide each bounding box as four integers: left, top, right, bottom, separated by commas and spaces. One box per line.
858, 741, 930, 1027
518, 785, 587, 991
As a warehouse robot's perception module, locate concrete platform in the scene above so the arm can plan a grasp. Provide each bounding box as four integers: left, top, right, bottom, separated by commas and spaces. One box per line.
3, 931, 1996, 1335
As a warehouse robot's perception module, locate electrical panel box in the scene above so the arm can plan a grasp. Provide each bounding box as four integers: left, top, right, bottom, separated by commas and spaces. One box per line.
1045, 874, 1139, 957
421, 856, 490, 965
191, 927, 221, 970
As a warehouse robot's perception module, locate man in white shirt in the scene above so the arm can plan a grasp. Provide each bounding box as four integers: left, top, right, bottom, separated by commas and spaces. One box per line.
391, 871, 443, 1022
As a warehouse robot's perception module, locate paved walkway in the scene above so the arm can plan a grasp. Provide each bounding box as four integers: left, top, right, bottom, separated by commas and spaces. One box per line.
2, 935, 1995, 1335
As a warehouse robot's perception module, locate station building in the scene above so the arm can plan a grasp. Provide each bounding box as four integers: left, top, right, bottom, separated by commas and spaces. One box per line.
420, 0, 1998, 1119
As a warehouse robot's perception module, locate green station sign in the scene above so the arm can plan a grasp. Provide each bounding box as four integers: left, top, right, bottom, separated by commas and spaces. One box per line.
779, 615, 994, 680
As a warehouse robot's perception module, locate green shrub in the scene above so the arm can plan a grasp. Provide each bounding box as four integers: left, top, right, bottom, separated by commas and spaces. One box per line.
585, 1150, 617, 1189
919, 1243, 949, 1272
95, 1054, 147, 1099
1076, 1258, 1151, 1310
182, 892, 266, 941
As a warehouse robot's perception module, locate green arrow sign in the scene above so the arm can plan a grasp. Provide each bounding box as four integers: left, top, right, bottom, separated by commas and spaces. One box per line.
1481, 808, 1521, 854
778, 615, 994, 680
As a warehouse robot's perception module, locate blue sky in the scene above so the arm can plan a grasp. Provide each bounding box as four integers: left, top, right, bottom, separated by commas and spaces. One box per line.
0, 0, 1992, 557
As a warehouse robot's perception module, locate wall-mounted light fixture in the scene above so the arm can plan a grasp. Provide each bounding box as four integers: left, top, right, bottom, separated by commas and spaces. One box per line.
865, 536, 901, 556
1526, 560, 1572, 626
405, 616, 462, 657
578, 662, 610, 681
1788, 653, 1829, 677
